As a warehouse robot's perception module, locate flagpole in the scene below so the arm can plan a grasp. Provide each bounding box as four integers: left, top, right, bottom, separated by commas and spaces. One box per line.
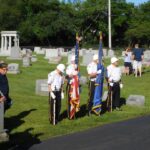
108, 0, 112, 50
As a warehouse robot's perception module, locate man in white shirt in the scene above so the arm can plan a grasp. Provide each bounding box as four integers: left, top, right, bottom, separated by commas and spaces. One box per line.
87, 54, 101, 116
107, 57, 122, 111
48, 64, 65, 124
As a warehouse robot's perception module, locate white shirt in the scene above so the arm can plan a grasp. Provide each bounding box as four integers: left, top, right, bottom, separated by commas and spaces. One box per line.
47, 70, 64, 91
66, 64, 77, 76
107, 64, 122, 82
124, 52, 132, 63
87, 62, 97, 81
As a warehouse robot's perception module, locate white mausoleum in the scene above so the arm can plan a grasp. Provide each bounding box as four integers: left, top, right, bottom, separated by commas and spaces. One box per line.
0, 31, 19, 56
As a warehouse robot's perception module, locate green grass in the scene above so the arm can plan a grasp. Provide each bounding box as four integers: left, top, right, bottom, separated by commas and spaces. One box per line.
0, 55, 150, 149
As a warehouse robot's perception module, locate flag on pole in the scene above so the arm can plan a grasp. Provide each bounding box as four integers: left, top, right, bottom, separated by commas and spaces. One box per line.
68, 33, 80, 119
92, 32, 105, 115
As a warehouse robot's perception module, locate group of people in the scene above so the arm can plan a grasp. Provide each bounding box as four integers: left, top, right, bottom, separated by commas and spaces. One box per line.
123, 44, 144, 77
48, 54, 123, 125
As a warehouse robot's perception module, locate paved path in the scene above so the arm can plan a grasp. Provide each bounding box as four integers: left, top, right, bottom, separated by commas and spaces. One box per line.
30, 115, 150, 150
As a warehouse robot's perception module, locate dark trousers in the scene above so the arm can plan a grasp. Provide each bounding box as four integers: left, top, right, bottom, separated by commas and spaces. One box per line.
50, 91, 61, 123
112, 83, 120, 108
88, 81, 95, 112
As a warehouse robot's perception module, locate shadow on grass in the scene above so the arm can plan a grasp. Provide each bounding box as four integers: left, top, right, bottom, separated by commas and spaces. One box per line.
0, 109, 43, 150
76, 104, 87, 119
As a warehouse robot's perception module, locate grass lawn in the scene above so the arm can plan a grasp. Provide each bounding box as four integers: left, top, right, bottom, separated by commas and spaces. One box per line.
0, 54, 150, 149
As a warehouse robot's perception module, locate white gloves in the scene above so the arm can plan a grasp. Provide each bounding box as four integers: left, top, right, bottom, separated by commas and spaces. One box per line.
50, 92, 56, 99
97, 70, 102, 74
109, 83, 114, 87
61, 92, 64, 99
120, 83, 123, 89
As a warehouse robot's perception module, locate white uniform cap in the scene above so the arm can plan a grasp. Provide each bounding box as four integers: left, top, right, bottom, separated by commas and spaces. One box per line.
57, 64, 65, 73
71, 55, 75, 61
111, 57, 119, 64
93, 54, 98, 61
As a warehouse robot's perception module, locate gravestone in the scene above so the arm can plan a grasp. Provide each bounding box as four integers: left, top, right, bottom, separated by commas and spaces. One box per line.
102, 91, 108, 101
0, 102, 9, 142
126, 95, 145, 107
45, 49, 59, 59
34, 47, 41, 53
7, 63, 20, 74
79, 76, 87, 85
7, 37, 22, 60
108, 50, 115, 57
36, 48, 45, 55
122, 51, 126, 57
143, 50, 150, 66
31, 55, 37, 62
81, 51, 94, 66
67, 52, 74, 64
48, 56, 62, 64
21, 48, 27, 56
23, 56, 31, 67
36, 79, 48, 96
103, 49, 107, 57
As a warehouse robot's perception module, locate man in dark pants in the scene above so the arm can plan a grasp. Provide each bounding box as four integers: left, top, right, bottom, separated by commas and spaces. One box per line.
107, 57, 123, 111
48, 64, 65, 125
87, 54, 101, 116
0, 62, 12, 112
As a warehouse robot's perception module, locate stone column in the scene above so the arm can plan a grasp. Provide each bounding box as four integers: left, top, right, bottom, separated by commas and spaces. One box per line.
4, 36, 7, 51
1, 35, 4, 52
8, 36, 11, 52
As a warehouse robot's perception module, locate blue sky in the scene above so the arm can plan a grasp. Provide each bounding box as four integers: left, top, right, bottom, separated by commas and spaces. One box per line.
126, 0, 149, 5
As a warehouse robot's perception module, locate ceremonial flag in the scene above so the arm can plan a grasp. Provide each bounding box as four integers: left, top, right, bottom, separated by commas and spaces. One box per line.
69, 34, 80, 119
92, 32, 105, 115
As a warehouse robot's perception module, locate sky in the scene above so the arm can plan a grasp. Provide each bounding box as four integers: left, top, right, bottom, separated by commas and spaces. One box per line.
126, 0, 149, 5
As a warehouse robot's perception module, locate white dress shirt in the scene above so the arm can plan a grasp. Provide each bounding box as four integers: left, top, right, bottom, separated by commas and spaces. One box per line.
87, 62, 97, 81
66, 64, 77, 76
48, 70, 64, 91
107, 64, 122, 82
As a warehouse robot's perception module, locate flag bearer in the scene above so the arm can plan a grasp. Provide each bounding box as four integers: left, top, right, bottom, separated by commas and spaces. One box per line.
107, 57, 123, 111
48, 64, 65, 125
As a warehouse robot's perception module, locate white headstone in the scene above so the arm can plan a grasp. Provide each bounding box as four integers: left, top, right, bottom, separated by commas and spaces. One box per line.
35, 79, 48, 96
45, 49, 59, 59
79, 76, 87, 85
81, 51, 94, 66
34, 47, 41, 53
23, 56, 31, 67
103, 49, 107, 57
126, 95, 145, 107
108, 50, 115, 57
7, 63, 20, 74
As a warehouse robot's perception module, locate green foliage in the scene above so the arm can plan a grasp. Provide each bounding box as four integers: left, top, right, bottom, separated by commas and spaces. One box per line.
0, 0, 149, 47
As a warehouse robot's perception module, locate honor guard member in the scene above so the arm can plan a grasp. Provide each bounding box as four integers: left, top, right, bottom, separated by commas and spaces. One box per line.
48, 64, 65, 124
0, 62, 12, 112
87, 54, 101, 116
107, 57, 123, 111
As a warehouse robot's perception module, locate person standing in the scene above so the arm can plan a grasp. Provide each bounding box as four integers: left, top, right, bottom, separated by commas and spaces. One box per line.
123, 47, 132, 75
87, 54, 100, 116
48, 64, 65, 125
132, 44, 144, 77
0, 62, 12, 112
107, 57, 123, 111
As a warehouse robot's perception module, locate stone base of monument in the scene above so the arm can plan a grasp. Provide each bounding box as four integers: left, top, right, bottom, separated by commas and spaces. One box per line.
36, 79, 49, 96
48, 57, 62, 64
0, 131, 9, 143
126, 95, 145, 107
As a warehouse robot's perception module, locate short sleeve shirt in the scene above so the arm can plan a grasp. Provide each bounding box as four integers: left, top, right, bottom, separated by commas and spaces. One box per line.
132, 48, 144, 61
